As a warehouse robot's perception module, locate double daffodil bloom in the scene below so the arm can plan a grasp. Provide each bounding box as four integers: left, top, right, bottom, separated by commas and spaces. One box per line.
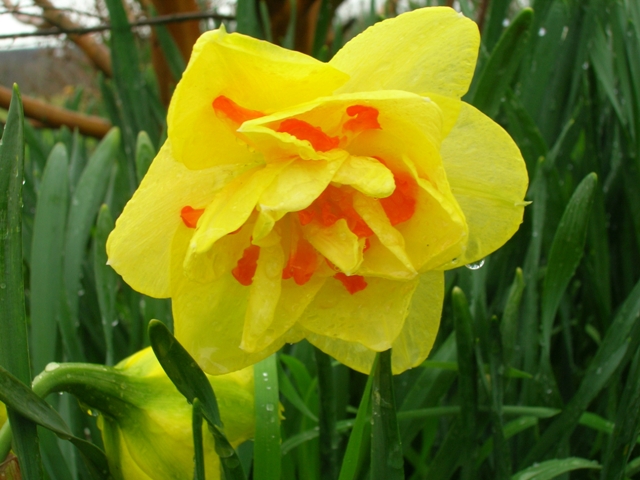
107, 7, 528, 375
97, 348, 254, 480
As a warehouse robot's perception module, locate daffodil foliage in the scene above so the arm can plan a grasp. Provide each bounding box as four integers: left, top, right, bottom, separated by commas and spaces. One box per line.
107, 7, 528, 375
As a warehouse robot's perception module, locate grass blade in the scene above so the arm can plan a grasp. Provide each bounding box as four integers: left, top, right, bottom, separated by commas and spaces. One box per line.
471, 8, 533, 118
253, 354, 281, 480
338, 368, 373, 480
452, 287, 479, 480
512, 458, 600, 480
371, 350, 404, 480
63, 127, 120, 361
93, 205, 117, 366
0, 84, 42, 479
193, 398, 206, 480
29, 143, 69, 375
315, 348, 339, 480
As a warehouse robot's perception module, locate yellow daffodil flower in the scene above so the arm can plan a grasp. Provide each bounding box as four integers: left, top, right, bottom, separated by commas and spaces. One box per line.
98, 348, 254, 480
107, 7, 528, 375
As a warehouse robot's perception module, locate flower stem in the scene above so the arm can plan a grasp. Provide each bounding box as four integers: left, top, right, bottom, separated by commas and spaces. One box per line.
314, 347, 340, 480
371, 349, 404, 480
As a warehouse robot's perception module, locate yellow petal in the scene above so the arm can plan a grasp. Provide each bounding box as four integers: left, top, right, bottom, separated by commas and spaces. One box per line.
398, 163, 468, 271
188, 161, 290, 257
440, 102, 528, 268
304, 271, 443, 374
171, 227, 285, 374
252, 155, 347, 242
169, 27, 349, 169
241, 236, 285, 352
106, 141, 246, 298
331, 7, 479, 98
389, 270, 444, 372
351, 192, 416, 274
332, 155, 395, 198
299, 276, 419, 352
302, 219, 363, 274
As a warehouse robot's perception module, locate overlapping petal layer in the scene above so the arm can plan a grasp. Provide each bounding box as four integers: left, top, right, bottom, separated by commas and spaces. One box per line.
107, 6, 528, 375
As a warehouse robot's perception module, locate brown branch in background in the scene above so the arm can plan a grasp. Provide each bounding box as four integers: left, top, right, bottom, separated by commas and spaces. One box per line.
28, 0, 113, 76
476, 0, 490, 34
0, 84, 112, 138
0, 11, 234, 38
1, 0, 49, 28
446, 0, 454, 7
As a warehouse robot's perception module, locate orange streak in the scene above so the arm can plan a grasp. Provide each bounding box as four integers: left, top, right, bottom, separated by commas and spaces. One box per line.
282, 238, 318, 285
180, 206, 205, 228
277, 118, 340, 152
334, 273, 367, 294
379, 175, 416, 226
212, 96, 265, 124
231, 244, 261, 286
343, 105, 381, 133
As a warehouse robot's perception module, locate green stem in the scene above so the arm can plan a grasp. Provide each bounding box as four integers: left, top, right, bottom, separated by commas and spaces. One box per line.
371, 349, 404, 480
315, 347, 339, 480
0, 361, 138, 460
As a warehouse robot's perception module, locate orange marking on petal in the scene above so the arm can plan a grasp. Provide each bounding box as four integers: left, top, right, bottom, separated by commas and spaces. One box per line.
232, 244, 260, 286
180, 206, 205, 229
343, 105, 381, 133
334, 273, 367, 294
212, 96, 265, 124
363, 238, 371, 252
297, 209, 315, 226
277, 118, 340, 152
380, 175, 416, 226
282, 238, 318, 285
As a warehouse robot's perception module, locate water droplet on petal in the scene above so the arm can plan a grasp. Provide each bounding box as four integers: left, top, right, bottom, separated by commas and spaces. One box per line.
465, 259, 485, 270
538, 27, 547, 36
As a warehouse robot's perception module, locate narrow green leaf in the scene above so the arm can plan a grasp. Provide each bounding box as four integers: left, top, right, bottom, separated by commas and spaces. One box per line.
63, 127, 120, 361
311, 0, 332, 59
152, 17, 186, 83
193, 399, 206, 480
540, 173, 598, 358
236, 0, 263, 38
281, 0, 297, 50
371, 350, 403, 480
477, 417, 539, 468
277, 361, 317, 422
471, 8, 533, 118
93, 205, 117, 366
512, 458, 600, 480
253, 354, 281, 480
338, 369, 373, 480
135, 131, 156, 184
600, 347, 640, 479
315, 348, 339, 480
452, 287, 478, 479
258, 1, 273, 43
30, 143, 69, 375
523, 278, 640, 465
148, 320, 222, 427
501, 268, 525, 366
0, 84, 43, 479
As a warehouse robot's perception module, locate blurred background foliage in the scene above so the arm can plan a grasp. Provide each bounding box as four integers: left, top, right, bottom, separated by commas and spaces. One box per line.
1, 0, 640, 478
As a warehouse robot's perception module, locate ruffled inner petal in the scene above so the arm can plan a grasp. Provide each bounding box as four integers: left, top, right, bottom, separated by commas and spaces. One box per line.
168, 27, 349, 169
332, 155, 395, 198
302, 219, 364, 275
